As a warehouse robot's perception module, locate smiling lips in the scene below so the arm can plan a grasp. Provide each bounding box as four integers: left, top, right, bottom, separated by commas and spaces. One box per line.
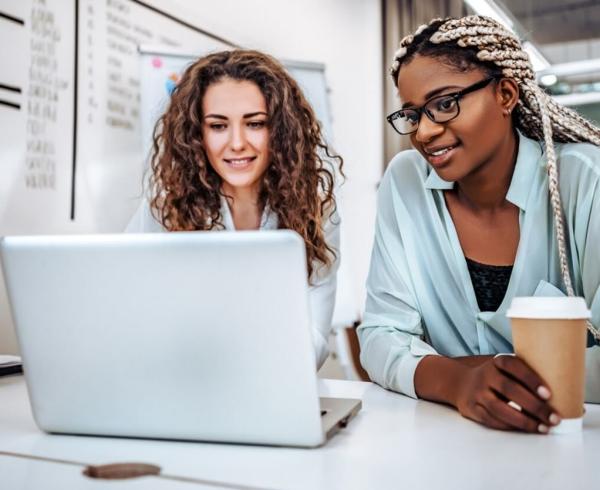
423, 143, 459, 167
224, 156, 256, 169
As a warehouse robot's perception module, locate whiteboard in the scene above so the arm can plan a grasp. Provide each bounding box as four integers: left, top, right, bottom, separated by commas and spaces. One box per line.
0, 0, 232, 235
0, 0, 75, 234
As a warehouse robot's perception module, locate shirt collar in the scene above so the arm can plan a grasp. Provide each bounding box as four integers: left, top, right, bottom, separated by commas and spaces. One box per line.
505, 131, 543, 211
424, 167, 453, 190
424, 131, 543, 211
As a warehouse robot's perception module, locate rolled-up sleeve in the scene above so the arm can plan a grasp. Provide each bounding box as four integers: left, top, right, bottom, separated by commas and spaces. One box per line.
308, 208, 340, 370
358, 167, 438, 398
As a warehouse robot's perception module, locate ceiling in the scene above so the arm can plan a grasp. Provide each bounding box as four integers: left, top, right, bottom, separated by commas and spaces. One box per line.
501, 0, 600, 45
498, 0, 600, 110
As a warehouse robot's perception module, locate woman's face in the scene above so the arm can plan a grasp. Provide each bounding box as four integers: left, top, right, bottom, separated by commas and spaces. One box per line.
202, 78, 270, 195
397, 55, 512, 182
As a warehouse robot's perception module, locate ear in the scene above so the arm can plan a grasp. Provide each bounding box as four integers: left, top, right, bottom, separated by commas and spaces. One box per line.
496, 78, 519, 116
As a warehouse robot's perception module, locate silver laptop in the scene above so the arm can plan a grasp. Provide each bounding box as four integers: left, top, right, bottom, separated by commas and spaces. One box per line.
0, 231, 360, 447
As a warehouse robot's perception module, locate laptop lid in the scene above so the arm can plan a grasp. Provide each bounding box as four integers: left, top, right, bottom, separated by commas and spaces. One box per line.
1, 231, 327, 447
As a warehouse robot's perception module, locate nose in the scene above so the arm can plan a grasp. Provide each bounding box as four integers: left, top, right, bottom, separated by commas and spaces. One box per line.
414, 111, 444, 144
229, 123, 247, 152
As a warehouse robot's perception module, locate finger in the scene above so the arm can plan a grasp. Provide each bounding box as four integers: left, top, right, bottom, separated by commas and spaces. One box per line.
483, 391, 549, 434
493, 355, 553, 402
470, 402, 514, 431
488, 374, 558, 426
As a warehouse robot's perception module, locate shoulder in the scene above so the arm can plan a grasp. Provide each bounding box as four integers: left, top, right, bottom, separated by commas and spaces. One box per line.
556, 142, 600, 199
558, 142, 600, 176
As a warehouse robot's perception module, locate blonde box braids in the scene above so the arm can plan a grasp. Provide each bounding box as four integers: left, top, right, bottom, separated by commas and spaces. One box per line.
391, 15, 600, 340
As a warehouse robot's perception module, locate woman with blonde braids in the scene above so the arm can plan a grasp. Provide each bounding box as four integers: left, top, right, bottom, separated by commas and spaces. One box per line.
359, 15, 600, 432
126, 49, 343, 369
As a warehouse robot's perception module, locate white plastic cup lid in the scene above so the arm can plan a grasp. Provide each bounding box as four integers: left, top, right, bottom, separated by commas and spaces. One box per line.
506, 296, 591, 320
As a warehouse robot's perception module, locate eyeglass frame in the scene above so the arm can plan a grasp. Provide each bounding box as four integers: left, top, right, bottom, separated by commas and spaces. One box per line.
386, 76, 499, 135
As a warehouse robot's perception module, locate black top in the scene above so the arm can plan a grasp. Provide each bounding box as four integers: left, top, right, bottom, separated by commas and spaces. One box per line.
465, 257, 513, 312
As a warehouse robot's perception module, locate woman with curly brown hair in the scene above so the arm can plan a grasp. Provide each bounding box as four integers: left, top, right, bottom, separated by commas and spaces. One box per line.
126, 49, 343, 369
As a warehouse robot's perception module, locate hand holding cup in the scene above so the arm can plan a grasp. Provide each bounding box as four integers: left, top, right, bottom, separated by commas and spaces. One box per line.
507, 296, 590, 434
454, 354, 560, 433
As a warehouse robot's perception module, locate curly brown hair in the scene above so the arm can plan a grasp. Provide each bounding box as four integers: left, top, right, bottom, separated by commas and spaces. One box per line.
149, 49, 343, 280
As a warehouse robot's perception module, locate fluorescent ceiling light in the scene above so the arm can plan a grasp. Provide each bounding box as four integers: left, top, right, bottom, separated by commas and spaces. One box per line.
540, 74, 558, 86
537, 58, 600, 78
463, 0, 514, 30
553, 92, 600, 107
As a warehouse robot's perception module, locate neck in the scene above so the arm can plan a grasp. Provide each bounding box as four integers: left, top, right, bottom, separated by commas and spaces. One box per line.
222, 182, 259, 205
222, 183, 262, 230
454, 130, 519, 211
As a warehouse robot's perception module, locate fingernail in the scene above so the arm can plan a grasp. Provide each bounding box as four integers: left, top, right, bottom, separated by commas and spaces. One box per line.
538, 424, 549, 434
537, 386, 551, 400
549, 413, 561, 425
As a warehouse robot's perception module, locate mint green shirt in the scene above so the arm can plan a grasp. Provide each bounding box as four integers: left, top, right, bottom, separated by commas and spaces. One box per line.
358, 132, 600, 402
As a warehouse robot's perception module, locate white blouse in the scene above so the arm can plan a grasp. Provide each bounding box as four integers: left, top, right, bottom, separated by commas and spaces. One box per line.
125, 196, 340, 369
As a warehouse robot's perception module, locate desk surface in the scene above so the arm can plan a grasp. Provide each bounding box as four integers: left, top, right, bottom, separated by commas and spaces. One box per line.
1, 375, 600, 490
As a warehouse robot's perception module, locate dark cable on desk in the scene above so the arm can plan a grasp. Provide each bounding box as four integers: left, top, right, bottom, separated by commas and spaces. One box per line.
0, 450, 279, 490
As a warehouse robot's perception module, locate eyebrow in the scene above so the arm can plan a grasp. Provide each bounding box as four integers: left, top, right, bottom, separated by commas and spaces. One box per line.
401, 85, 463, 109
204, 111, 268, 120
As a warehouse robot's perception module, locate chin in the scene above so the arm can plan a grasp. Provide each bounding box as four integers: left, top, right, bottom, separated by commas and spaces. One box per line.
222, 175, 260, 190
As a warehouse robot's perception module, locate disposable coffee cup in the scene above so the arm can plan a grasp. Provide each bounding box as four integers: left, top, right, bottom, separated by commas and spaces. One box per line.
506, 297, 591, 434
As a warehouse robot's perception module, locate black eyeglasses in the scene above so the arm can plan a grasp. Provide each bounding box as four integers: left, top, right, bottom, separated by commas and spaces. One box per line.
386, 77, 497, 135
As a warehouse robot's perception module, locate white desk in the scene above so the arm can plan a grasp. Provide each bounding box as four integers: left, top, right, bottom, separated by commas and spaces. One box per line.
1, 375, 600, 490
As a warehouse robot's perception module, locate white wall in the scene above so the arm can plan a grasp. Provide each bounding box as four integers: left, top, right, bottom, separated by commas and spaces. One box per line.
0, 0, 383, 353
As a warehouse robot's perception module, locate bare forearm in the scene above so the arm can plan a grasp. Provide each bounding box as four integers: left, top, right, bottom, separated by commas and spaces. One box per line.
415, 354, 559, 433
414, 355, 469, 407
453, 355, 494, 367
414, 355, 494, 405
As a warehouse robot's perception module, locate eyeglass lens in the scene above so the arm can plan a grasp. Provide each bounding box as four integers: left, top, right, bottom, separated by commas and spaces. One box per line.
391, 95, 459, 134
